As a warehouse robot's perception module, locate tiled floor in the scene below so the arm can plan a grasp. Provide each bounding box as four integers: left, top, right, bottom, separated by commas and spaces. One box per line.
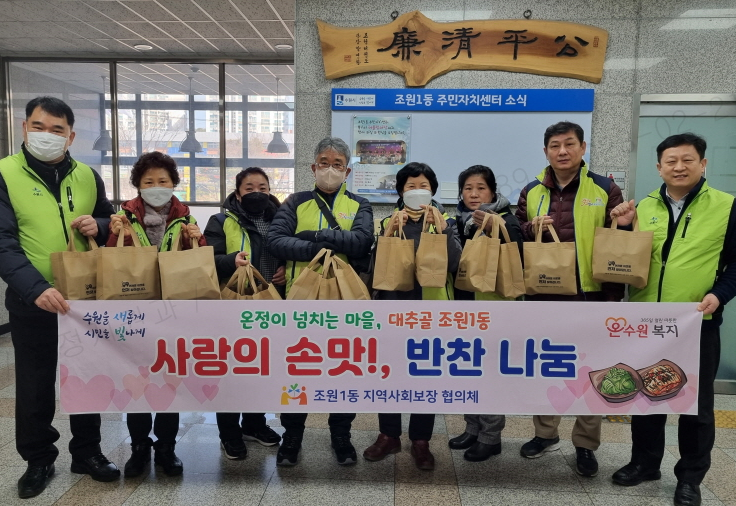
0, 332, 735, 506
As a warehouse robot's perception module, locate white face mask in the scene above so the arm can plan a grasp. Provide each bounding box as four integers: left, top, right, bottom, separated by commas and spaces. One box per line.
140, 187, 174, 208
25, 131, 68, 162
402, 189, 433, 210
315, 167, 346, 192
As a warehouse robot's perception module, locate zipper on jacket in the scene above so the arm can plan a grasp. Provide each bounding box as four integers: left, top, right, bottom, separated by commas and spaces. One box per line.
681, 213, 691, 238
66, 187, 74, 212
536, 194, 546, 216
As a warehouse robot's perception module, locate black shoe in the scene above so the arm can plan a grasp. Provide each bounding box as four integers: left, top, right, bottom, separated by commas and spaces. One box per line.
221, 439, 248, 460
154, 444, 183, 476
243, 425, 282, 447
612, 462, 661, 486
276, 434, 302, 466
18, 463, 54, 499
448, 432, 477, 450
520, 436, 560, 458
70, 453, 120, 482
575, 447, 598, 477
331, 435, 357, 465
124, 442, 152, 478
463, 441, 501, 462
675, 481, 701, 506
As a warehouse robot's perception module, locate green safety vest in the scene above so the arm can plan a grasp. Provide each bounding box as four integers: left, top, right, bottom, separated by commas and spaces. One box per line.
223, 211, 252, 257
629, 181, 733, 320
117, 209, 195, 252
0, 152, 97, 284
524, 164, 609, 293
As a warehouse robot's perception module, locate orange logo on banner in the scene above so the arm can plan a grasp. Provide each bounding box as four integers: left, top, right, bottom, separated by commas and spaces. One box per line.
281, 384, 308, 405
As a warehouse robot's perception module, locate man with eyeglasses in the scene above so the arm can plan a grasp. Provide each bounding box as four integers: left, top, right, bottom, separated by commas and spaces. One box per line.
266, 136, 374, 466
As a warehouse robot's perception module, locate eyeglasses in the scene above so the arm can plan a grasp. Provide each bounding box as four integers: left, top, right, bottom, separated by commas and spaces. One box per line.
317, 162, 347, 171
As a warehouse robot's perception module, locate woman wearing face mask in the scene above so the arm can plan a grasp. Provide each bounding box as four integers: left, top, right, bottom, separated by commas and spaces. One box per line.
107, 151, 204, 478
363, 162, 462, 471
203, 167, 285, 460
448, 164, 523, 463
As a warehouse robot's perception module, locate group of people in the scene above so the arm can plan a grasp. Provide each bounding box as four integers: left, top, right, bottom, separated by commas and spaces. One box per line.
0, 97, 732, 506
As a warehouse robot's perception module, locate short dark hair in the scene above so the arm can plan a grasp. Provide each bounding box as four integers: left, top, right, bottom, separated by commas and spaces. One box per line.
130, 151, 180, 188
396, 162, 438, 195
656, 133, 707, 162
235, 167, 270, 192
25, 96, 75, 128
458, 165, 497, 198
544, 121, 584, 147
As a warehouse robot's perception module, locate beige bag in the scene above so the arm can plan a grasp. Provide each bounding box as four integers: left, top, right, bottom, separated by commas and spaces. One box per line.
592, 214, 653, 289
158, 237, 221, 300
372, 211, 415, 291
287, 247, 331, 300
455, 213, 500, 293
317, 251, 341, 300
523, 223, 577, 295
415, 206, 449, 288
51, 232, 99, 300
97, 227, 161, 300
494, 215, 526, 298
220, 266, 251, 300
331, 255, 371, 300
221, 265, 282, 300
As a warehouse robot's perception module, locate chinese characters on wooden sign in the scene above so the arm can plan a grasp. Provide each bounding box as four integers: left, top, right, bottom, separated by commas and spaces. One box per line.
317, 11, 609, 86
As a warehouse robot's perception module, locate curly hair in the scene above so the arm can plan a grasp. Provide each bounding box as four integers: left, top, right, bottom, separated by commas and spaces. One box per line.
130, 151, 180, 188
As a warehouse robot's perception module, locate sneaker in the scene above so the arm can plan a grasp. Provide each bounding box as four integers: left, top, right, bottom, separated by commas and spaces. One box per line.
519, 436, 560, 458
276, 434, 302, 466
243, 425, 282, 447
575, 447, 598, 477
221, 439, 248, 460
331, 435, 357, 465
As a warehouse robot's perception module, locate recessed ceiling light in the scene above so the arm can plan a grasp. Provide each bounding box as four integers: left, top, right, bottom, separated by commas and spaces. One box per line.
133, 44, 153, 51
274, 44, 293, 50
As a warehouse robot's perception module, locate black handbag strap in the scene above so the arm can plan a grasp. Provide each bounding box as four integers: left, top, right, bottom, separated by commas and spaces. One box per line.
312, 190, 341, 230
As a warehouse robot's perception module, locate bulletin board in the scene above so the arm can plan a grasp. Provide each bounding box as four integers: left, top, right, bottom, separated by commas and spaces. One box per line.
331, 88, 594, 205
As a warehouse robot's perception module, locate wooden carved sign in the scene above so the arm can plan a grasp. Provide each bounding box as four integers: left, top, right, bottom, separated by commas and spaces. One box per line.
317, 11, 609, 86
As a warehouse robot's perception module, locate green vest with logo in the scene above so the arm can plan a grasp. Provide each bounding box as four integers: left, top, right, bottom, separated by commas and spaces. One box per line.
0, 152, 97, 284
525, 165, 609, 293
629, 182, 732, 320
118, 209, 195, 252
223, 211, 253, 257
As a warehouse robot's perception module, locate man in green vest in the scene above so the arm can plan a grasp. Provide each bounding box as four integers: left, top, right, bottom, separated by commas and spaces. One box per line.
266, 136, 374, 467
515, 121, 624, 478
610, 133, 736, 506
0, 97, 120, 498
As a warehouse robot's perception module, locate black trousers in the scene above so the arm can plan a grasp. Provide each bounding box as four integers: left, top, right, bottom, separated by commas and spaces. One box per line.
379, 413, 435, 441
630, 321, 720, 485
216, 412, 268, 442
280, 413, 355, 438
7, 289, 102, 466
127, 413, 179, 447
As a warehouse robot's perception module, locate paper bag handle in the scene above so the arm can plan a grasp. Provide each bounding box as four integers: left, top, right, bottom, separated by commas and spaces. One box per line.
493, 214, 512, 244
66, 230, 99, 252
609, 213, 641, 232
384, 211, 407, 239
117, 223, 144, 248
536, 221, 562, 243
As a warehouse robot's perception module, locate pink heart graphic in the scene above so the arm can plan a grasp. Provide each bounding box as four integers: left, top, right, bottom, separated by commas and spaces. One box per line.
60, 375, 115, 413
202, 384, 219, 401
163, 373, 183, 388
667, 384, 697, 414
565, 366, 593, 398
182, 374, 220, 404
143, 383, 176, 411
547, 386, 576, 414
123, 374, 150, 400
578, 353, 587, 361
138, 366, 150, 378
60, 364, 69, 388
112, 389, 132, 410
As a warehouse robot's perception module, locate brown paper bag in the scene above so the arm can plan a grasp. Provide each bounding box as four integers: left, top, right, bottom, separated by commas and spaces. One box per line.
317, 252, 341, 300
220, 266, 251, 300
97, 226, 161, 300
494, 215, 526, 298
51, 232, 99, 300
372, 211, 415, 291
523, 223, 577, 295
158, 237, 221, 300
287, 248, 331, 300
331, 255, 371, 300
247, 265, 283, 300
592, 214, 653, 289
455, 213, 500, 293
415, 206, 449, 288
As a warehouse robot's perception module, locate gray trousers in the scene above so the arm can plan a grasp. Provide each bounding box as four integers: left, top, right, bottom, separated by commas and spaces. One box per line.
464, 414, 506, 444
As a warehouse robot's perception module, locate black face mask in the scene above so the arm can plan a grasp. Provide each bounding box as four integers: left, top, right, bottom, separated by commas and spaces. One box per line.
240, 191, 271, 214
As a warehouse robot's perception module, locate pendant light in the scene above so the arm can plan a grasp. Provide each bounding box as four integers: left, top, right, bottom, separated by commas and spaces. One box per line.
179, 74, 203, 153
92, 76, 113, 152
266, 77, 289, 154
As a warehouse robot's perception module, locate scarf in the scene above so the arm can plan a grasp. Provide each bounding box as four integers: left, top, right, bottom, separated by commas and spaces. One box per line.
142, 201, 172, 248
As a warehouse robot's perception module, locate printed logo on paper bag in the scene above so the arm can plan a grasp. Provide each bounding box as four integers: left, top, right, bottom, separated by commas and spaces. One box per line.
281, 384, 308, 405
538, 274, 561, 286
607, 260, 632, 273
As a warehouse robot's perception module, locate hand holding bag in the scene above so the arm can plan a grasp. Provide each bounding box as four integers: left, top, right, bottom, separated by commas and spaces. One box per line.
455, 213, 500, 293
51, 231, 99, 300
372, 211, 415, 291
415, 206, 449, 288
523, 223, 577, 295
97, 225, 161, 300
592, 214, 653, 289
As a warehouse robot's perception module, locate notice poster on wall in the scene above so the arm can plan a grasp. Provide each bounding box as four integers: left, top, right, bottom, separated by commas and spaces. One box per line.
349, 116, 411, 203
